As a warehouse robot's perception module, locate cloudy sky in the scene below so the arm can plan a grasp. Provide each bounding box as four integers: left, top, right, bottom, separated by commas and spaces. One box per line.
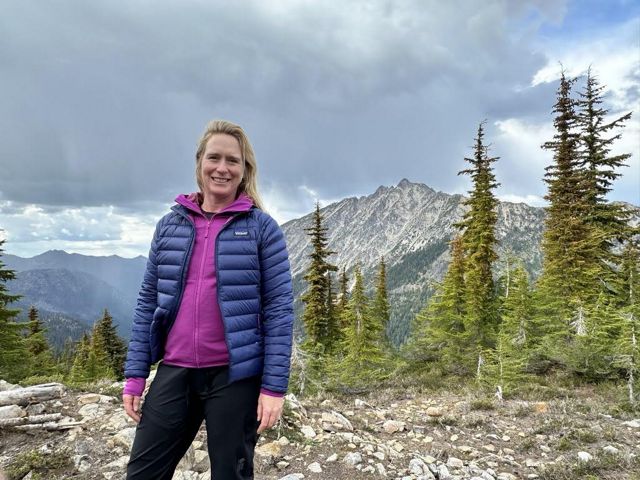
1, 0, 638, 258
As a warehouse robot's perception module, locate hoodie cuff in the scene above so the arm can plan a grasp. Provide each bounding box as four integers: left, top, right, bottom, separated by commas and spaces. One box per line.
260, 388, 285, 398
123, 377, 146, 397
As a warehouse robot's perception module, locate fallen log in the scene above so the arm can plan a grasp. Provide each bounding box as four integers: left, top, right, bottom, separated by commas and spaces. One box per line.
0, 413, 62, 427
13, 421, 81, 431
0, 383, 65, 407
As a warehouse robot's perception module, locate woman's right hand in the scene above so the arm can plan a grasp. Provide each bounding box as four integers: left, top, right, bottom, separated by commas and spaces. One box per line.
123, 394, 142, 423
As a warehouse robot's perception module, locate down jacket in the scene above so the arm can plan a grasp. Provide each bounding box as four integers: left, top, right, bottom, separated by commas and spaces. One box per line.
123, 203, 294, 393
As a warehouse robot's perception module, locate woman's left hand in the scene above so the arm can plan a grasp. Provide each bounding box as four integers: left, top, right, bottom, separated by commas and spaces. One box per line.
256, 393, 284, 433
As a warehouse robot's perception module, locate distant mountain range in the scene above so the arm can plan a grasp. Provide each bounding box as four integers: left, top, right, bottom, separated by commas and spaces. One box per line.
4, 251, 147, 349
6, 179, 639, 349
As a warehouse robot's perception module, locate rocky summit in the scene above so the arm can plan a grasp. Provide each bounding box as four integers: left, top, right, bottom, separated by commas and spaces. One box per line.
1, 377, 639, 479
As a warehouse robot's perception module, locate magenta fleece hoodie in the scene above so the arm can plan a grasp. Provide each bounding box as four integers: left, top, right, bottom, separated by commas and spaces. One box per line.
123, 192, 282, 398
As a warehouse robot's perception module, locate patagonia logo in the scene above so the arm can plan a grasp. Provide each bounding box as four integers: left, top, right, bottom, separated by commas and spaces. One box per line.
234, 230, 249, 236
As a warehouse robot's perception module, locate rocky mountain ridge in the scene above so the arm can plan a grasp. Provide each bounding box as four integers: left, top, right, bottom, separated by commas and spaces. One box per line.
283, 179, 547, 342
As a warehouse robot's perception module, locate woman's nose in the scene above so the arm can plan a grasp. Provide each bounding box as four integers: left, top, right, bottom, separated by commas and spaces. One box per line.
215, 160, 230, 172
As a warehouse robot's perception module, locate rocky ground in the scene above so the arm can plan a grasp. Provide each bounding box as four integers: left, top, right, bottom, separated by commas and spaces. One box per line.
1, 376, 639, 480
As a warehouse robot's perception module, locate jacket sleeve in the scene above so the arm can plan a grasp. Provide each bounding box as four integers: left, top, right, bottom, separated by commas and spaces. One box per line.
258, 214, 294, 394
124, 220, 161, 379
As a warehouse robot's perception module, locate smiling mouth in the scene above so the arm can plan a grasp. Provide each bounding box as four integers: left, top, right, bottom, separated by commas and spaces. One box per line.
212, 177, 231, 184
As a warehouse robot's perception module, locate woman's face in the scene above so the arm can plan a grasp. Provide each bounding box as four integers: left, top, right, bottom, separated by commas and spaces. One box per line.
200, 133, 244, 203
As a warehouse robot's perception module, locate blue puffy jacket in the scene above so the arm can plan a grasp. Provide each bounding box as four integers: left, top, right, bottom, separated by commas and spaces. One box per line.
124, 203, 294, 393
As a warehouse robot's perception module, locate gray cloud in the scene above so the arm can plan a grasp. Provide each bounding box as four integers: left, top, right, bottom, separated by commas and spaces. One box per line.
0, 0, 636, 233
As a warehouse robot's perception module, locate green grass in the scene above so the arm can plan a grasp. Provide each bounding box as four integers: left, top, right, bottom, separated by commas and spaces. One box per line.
464, 417, 488, 428
470, 398, 496, 411
5, 448, 71, 480
568, 429, 598, 444
519, 437, 536, 452
555, 437, 574, 451
538, 451, 640, 480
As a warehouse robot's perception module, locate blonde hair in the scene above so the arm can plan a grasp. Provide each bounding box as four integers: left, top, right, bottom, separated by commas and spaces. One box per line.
195, 119, 265, 210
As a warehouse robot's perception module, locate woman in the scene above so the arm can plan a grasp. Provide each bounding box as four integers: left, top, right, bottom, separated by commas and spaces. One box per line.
122, 119, 294, 480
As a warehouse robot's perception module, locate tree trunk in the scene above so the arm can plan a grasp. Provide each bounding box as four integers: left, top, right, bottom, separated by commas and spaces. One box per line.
0, 383, 65, 406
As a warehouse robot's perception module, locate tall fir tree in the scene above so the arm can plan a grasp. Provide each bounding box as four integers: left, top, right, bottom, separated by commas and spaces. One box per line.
336, 265, 386, 387
372, 256, 391, 347
535, 70, 600, 347
24, 306, 55, 377
576, 67, 635, 295
455, 121, 500, 355
0, 238, 29, 382
301, 202, 337, 354
92, 309, 127, 379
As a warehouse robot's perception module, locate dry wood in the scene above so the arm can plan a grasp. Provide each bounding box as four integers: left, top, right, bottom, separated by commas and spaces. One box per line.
0, 383, 65, 406
0, 413, 62, 427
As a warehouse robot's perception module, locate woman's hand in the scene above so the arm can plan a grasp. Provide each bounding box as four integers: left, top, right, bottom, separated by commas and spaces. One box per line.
256, 393, 284, 433
123, 394, 142, 423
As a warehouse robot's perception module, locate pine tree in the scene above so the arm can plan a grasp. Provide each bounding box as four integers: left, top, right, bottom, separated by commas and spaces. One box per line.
576, 68, 635, 295
535, 70, 599, 347
336, 265, 386, 387
301, 202, 337, 354
408, 236, 468, 372
26, 306, 47, 355
92, 309, 126, 379
455, 121, 500, 354
372, 256, 391, 347
0, 238, 29, 382
24, 306, 55, 377
69, 333, 91, 383
499, 262, 535, 350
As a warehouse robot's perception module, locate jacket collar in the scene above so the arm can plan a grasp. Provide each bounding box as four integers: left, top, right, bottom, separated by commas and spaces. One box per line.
173, 192, 254, 217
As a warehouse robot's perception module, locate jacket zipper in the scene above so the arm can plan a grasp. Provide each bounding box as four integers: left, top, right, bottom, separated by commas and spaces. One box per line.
193, 216, 213, 367
167, 205, 251, 363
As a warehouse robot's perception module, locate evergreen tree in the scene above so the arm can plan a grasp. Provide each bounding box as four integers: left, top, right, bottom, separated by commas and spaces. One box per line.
372, 256, 391, 347
301, 202, 337, 354
0, 238, 29, 382
24, 306, 55, 377
535, 70, 599, 346
336, 265, 386, 387
408, 236, 467, 372
499, 263, 535, 350
576, 68, 635, 295
455, 121, 500, 353
614, 242, 640, 405
26, 306, 47, 355
69, 333, 91, 383
92, 309, 126, 379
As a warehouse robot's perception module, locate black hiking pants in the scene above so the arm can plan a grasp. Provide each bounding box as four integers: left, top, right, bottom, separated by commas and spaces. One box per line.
126, 363, 261, 480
